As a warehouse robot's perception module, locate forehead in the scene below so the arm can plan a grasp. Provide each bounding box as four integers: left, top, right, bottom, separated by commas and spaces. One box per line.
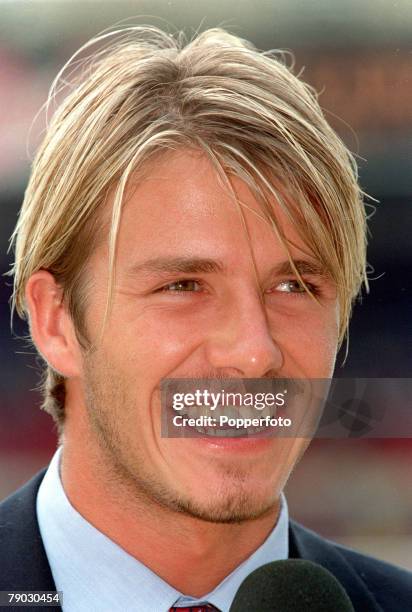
113, 149, 312, 269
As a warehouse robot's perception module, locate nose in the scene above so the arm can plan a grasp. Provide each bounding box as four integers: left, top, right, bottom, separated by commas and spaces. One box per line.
205, 290, 284, 377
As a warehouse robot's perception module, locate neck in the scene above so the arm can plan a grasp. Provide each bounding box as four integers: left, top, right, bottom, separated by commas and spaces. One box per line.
60, 434, 281, 597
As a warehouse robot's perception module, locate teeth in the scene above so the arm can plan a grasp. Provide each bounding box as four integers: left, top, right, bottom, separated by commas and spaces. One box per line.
191, 423, 271, 437
171, 404, 279, 438
176, 403, 277, 422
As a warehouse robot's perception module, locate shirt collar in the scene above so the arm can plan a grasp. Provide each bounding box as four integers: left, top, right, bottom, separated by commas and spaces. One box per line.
37, 447, 288, 612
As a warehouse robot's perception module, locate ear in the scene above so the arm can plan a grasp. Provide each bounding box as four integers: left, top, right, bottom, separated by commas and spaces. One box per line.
25, 270, 83, 378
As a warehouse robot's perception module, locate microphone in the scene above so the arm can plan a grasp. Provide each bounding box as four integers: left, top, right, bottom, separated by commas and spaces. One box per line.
229, 559, 354, 611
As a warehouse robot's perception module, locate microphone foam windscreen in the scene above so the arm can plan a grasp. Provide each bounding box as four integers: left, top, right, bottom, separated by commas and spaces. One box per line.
229, 559, 354, 611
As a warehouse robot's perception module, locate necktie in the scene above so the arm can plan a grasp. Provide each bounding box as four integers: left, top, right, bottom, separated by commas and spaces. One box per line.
169, 605, 220, 611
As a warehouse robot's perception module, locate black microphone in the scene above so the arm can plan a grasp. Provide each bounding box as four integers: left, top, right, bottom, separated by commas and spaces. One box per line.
229, 559, 355, 611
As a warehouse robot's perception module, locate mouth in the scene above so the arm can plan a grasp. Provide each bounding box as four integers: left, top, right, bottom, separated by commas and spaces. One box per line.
182, 419, 271, 438
160, 376, 328, 443
201, 425, 270, 437
167, 404, 286, 439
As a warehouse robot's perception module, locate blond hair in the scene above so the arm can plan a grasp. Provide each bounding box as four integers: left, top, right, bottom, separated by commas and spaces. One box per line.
8, 26, 368, 433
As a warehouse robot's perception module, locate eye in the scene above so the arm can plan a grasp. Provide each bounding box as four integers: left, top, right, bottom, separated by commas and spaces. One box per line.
270, 279, 319, 295
158, 279, 203, 292
276, 280, 307, 293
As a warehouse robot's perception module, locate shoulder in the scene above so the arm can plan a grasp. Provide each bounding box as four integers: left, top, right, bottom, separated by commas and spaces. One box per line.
290, 520, 412, 611
0, 469, 57, 592
333, 540, 412, 608
0, 469, 46, 544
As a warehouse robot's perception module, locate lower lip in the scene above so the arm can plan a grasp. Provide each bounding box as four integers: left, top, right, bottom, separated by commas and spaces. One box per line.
183, 435, 276, 453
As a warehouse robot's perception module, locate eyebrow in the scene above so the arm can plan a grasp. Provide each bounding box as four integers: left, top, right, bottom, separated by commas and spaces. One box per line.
126, 257, 226, 277
125, 256, 327, 278
271, 259, 328, 278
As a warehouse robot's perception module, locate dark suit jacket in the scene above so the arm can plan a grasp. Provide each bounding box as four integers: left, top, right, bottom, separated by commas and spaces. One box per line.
0, 469, 411, 611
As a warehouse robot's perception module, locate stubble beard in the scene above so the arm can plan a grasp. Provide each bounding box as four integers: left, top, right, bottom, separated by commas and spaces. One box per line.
82, 352, 279, 524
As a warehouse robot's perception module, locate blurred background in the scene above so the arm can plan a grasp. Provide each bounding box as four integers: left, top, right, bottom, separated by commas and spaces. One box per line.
0, 0, 411, 569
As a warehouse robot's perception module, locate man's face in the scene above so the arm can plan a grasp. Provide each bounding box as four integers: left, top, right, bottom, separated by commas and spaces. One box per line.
77, 149, 339, 522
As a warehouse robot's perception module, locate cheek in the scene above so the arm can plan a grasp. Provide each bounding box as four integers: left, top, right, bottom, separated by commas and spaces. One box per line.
101, 310, 205, 378
307, 319, 339, 375
279, 306, 339, 376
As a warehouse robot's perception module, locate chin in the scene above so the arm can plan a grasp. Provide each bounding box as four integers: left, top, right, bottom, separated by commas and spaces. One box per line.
175, 481, 279, 524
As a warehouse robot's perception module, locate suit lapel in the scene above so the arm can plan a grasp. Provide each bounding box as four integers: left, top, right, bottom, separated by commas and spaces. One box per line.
289, 519, 382, 611
0, 469, 60, 607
